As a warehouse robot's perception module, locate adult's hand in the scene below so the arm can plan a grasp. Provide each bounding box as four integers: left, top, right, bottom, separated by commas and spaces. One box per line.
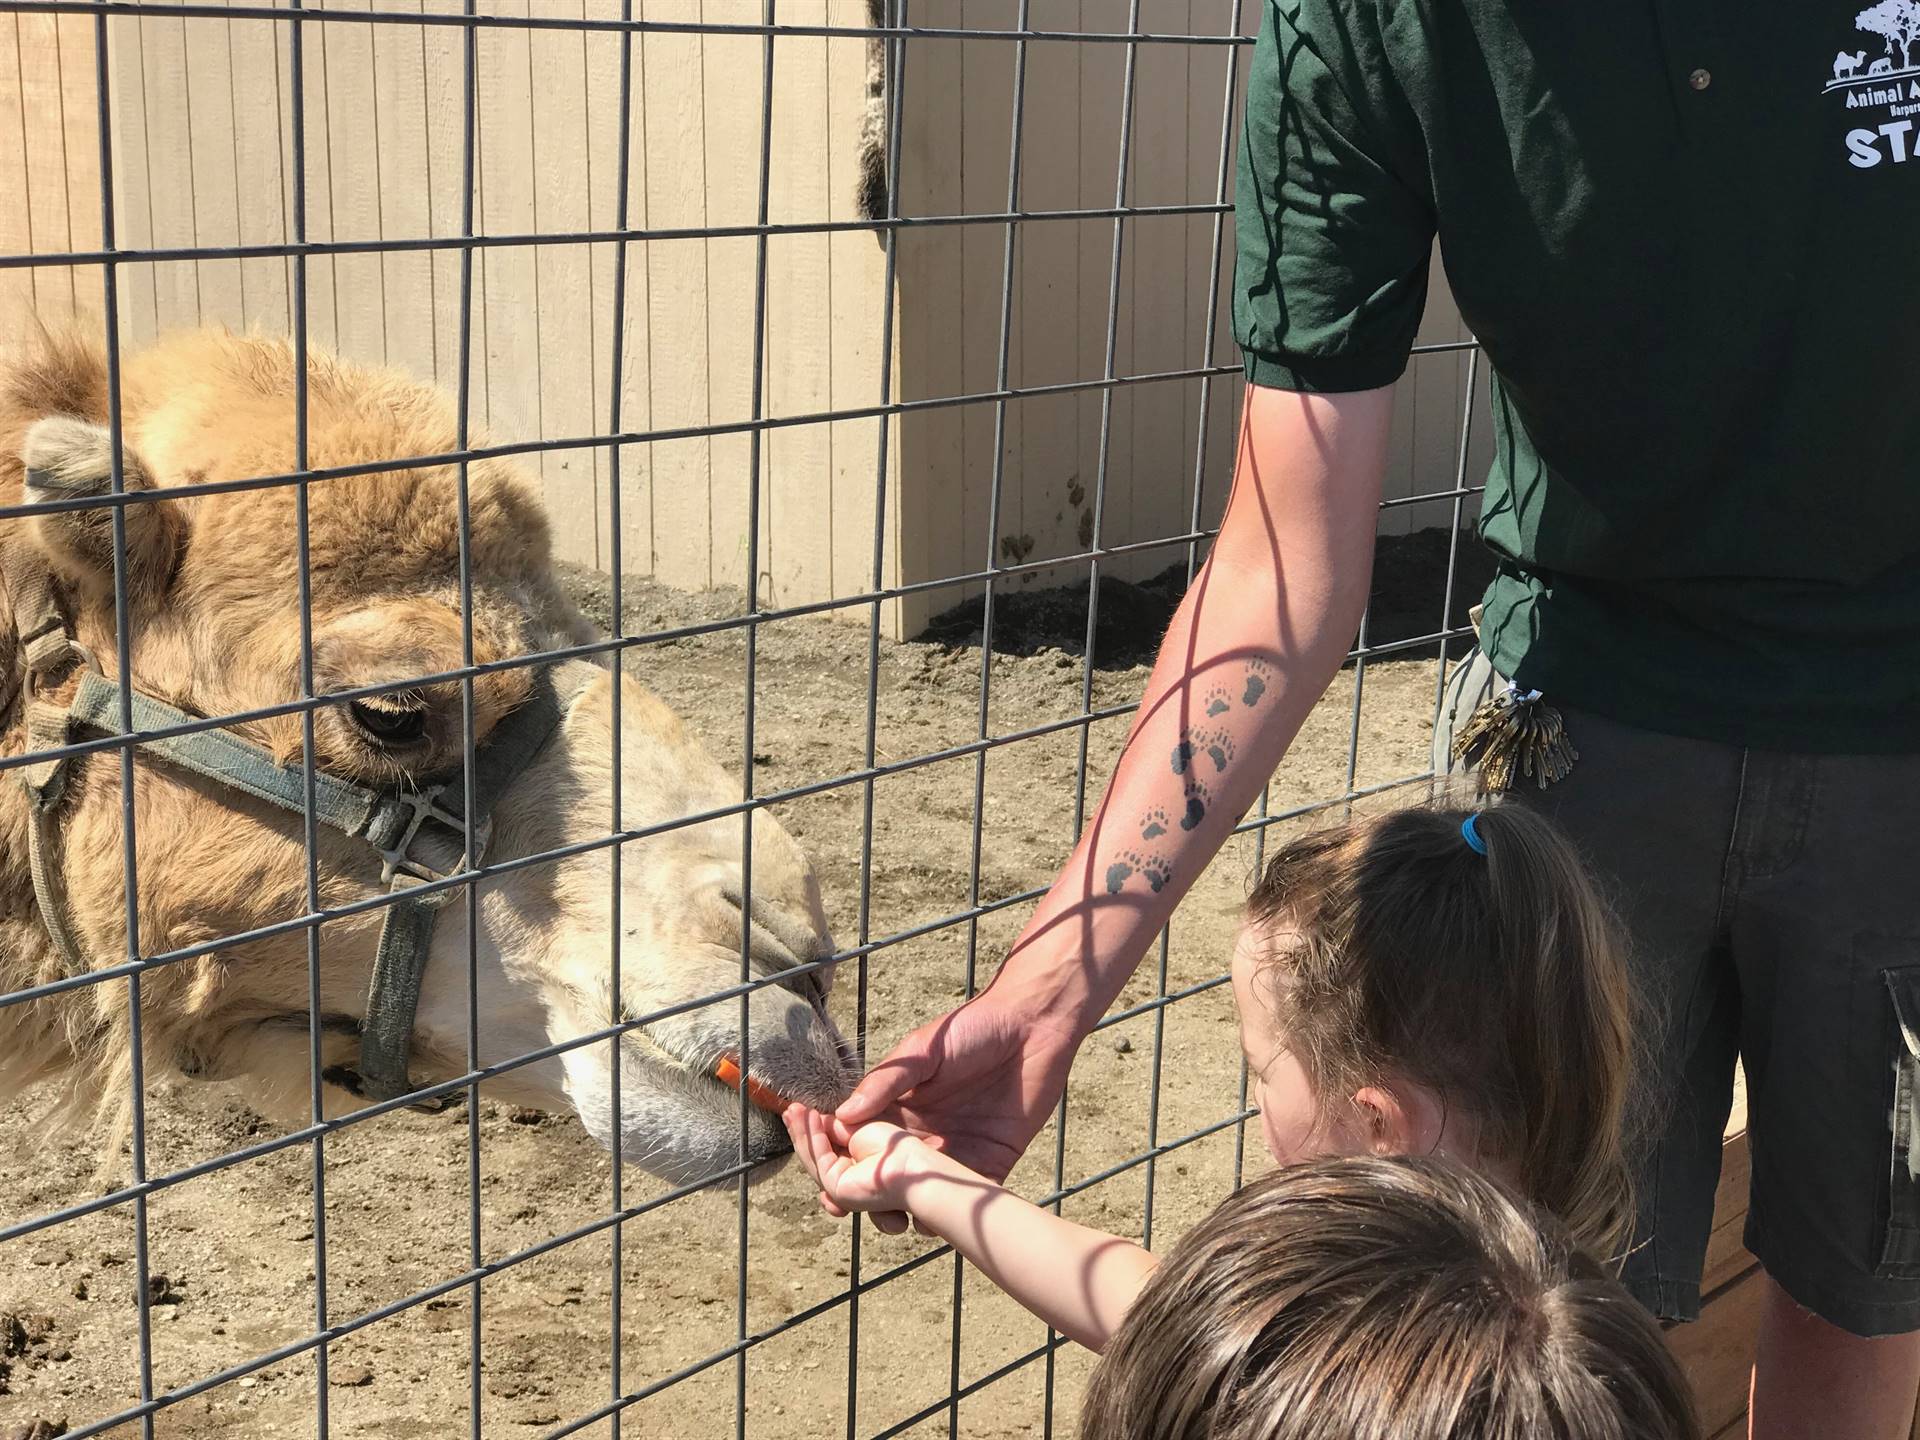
835, 983, 1083, 1188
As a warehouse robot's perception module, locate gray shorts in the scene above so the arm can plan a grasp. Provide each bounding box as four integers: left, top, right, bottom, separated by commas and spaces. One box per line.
1436, 650, 1920, 1337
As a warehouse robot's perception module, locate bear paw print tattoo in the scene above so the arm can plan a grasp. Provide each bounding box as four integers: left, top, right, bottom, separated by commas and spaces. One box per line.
1106, 850, 1173, 895
1243, 659, 1272, 708
1180, 779, 1211, 831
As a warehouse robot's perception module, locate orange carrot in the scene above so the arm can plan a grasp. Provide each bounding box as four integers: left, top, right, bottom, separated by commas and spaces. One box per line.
714, 1056, 789, 1114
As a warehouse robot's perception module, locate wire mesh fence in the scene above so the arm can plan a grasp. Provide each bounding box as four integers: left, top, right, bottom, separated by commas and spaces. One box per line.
0, 3, 1487, 1437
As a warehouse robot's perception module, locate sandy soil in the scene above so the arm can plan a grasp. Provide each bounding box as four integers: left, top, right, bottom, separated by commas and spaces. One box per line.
0, 555, 1469, 1440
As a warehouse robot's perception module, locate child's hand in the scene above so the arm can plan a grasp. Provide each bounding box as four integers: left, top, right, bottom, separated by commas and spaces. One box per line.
784, 1105, 948, 1220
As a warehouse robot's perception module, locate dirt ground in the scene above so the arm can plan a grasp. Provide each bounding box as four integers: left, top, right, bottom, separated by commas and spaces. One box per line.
0, 552, 1469, 1440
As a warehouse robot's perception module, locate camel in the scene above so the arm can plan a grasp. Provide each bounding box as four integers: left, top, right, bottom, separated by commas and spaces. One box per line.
0, 325, 855, 1185
1836, 49, 1869, 80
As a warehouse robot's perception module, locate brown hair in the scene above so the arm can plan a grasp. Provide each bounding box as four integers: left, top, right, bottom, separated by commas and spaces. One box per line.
1243, 804, 1638, 1260
1080, 1156, 1698, 1440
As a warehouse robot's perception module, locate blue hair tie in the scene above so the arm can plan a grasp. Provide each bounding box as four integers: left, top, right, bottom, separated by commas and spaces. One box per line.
1461, 813, 1488, 856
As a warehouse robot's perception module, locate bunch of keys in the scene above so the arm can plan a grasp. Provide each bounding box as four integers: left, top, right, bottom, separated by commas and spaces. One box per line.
1451, 681, 1578, 793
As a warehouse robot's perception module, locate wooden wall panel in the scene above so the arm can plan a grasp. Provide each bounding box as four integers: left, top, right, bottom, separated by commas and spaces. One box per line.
823, 0, 893, 628
231, 7, 292, 336
697, 0, 760, 596
638, 0, 714, 591
529, 0, 601, 565
18, 13, 80, 316
0, 18, 43, 327
1072, 3, 1124, 596
1014, 13, 1085, 603
182, 14, 243, 327
474, 0, 538, 444
764, 3, 836, 610
105, 12, 159, 344
372, 0, 437, 381
139, 8, 199, 327
583, 0, 630, 570
1131, 2, 1198, 578
891, 28, 964, 636
420, 0, 481, 423
958, 1, 1016, 603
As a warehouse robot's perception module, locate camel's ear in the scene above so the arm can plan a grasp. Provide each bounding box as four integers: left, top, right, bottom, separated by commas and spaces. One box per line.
20, 416, 185, 603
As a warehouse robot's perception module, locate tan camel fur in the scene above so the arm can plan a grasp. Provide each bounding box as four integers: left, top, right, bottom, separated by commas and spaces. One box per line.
0, 326, 852, 1183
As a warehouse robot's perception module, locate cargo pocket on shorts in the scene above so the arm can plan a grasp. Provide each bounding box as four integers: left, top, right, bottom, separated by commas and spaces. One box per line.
1876, 965, 1920, 1277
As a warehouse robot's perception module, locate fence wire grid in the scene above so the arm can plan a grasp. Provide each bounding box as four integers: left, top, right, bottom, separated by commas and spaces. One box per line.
0, 3, 1488, 1437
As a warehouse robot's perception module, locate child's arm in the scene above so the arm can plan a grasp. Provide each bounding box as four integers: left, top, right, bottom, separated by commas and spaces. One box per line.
785, 1107, 1158, 1352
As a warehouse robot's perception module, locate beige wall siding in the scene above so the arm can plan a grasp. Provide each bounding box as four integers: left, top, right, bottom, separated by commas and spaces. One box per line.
2, 3, 1488, 641
0, 13, 104, 322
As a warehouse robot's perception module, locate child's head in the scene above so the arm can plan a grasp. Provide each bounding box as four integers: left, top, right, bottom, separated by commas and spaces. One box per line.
1080, 1156, 1698, 1440
1234, 804, 1637, 1258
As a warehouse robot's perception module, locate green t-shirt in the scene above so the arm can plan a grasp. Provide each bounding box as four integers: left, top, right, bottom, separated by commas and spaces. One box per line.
1233, 0, 1920, 751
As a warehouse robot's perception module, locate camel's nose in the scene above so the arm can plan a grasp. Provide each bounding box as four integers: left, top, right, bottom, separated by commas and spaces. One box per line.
757, 1117, 794, 1162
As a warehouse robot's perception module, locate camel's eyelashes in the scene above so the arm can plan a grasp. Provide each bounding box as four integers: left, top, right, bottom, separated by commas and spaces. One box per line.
347, 698, 429, 746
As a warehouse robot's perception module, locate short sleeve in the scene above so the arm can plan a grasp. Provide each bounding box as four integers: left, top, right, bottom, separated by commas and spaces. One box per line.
1233, 0, 1436, 393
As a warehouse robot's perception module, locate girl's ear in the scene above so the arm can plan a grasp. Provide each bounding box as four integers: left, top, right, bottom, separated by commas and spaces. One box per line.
1350, 1085, 1419, 1157
1353, 1083, 1459, 1161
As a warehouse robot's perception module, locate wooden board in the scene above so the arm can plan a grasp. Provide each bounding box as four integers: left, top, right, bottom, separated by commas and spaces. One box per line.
764, 0, 835, 608
371, 0, 435, 380
229, 4, 291, 335
823, 0, 892, 624
528, 0, 600, 566
1675, 1257, 1764, 1440
1677, 1073, 1756, 1436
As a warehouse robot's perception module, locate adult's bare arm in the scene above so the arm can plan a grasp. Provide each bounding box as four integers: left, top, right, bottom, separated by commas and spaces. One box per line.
833, 381, 1394, 1191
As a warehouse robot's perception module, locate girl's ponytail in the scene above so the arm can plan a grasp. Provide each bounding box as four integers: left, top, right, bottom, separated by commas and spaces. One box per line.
1473, 805, 1639, 1260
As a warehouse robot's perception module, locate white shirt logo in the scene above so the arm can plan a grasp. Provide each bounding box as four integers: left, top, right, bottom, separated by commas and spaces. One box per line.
1832, 3, 1920, 164
1820, 2, 1920, 166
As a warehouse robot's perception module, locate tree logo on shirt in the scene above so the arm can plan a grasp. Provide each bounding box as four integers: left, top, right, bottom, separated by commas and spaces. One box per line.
1829, 1, 1920, 166
1857, 1, 1920, 68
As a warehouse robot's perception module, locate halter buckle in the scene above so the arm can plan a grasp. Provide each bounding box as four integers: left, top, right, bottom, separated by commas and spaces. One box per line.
377, 789, 493, 889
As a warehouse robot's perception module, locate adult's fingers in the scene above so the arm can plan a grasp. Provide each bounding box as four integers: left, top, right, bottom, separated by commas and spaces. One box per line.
836, 1031, 940, 1127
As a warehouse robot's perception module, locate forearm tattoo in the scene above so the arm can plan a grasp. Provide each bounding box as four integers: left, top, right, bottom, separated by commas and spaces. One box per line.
1103, 661, 1271, 895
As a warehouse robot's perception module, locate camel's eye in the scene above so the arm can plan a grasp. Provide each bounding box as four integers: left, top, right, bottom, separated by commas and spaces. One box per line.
347, 698, 429, 747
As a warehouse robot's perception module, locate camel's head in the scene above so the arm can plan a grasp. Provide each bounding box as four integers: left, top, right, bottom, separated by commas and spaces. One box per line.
0, 329, 854, 1184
